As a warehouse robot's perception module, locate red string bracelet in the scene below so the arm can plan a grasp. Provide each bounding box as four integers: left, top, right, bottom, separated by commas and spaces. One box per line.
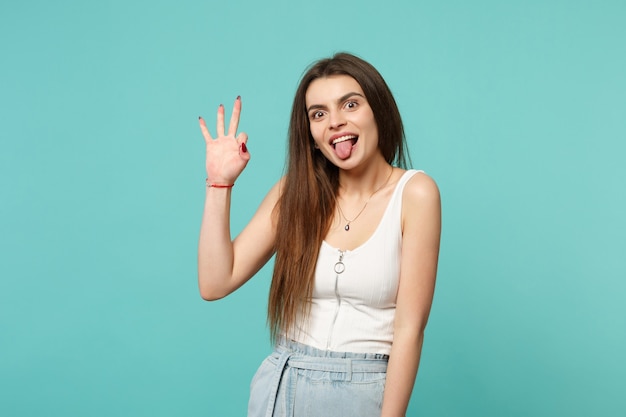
206, 179, 234, 188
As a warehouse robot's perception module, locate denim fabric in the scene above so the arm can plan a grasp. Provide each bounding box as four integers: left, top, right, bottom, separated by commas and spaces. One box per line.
248, 340, 388, 417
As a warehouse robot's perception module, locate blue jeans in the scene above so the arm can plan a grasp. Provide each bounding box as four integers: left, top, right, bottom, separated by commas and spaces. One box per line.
248, 339, 389, 417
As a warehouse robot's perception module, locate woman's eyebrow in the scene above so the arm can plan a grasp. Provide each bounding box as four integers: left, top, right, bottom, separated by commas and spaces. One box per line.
307, 92, 365, 113
337, 91, 365, 103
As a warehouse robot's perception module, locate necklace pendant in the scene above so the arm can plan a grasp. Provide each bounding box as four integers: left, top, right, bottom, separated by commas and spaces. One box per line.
344, 224, 350, 231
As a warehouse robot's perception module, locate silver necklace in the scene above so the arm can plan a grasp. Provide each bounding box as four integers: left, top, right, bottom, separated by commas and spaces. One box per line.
336, 167, 393, 232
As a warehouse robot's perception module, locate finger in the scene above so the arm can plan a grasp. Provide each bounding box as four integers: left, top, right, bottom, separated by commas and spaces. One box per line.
237, 132, 249, 158
216, 104, 225, 137
198, 116, 213, 142
236, 131, 248, 145
227, 96, 241, 137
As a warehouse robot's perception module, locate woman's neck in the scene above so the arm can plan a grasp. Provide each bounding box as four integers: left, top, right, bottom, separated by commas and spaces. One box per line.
337, 159, 393, 199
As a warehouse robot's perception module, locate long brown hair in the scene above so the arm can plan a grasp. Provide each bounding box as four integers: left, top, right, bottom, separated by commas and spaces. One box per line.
268, 52, 411, 342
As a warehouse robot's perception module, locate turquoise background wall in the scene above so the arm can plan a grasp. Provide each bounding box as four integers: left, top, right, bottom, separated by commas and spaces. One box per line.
1, 0, 625, 416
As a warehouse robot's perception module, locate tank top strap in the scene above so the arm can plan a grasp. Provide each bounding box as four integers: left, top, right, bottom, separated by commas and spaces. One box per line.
396, 169, 422, 191
370, 169, 422, 241
387, 169, 423, 217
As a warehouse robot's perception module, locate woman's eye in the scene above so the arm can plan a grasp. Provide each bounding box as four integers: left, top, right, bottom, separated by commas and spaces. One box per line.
345, 100, 358, 109
311, 111, 324, 119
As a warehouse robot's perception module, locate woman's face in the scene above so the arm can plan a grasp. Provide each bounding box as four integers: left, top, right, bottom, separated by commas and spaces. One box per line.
305, 75, 380, 168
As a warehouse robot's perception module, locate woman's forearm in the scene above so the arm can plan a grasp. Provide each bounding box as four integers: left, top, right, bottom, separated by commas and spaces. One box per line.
197, 187, 236, 300
380, 331, 424, 417
197, 177, 281, 301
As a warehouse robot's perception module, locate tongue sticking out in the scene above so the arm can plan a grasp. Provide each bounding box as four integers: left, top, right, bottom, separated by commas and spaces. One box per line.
334, 139, 354, 160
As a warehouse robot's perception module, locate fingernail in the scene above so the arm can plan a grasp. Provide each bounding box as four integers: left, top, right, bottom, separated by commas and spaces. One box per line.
236, 95, 241, 100
198, 116, 202, 120
241, 142, 247, 153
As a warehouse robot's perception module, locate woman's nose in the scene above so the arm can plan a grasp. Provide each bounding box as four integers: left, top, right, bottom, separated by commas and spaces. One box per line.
328, 112, 346, 129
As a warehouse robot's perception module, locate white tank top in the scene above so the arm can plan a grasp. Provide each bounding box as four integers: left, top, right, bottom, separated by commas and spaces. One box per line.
290, 170, 421, 354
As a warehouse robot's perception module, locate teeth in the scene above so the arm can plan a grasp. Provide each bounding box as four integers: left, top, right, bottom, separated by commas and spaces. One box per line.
331, 135, 357, 145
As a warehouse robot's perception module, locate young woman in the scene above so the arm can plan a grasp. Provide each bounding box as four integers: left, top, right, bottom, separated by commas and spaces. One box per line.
198, 53, 441, 417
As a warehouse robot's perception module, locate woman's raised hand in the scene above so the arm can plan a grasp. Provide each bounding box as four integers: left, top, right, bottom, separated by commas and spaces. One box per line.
199, 96, 250, 186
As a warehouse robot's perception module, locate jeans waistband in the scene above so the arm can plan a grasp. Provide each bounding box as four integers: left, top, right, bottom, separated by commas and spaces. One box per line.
274, 339, 388, 373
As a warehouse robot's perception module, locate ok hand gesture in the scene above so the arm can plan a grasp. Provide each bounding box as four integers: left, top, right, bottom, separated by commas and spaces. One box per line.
199, 96, 250, 186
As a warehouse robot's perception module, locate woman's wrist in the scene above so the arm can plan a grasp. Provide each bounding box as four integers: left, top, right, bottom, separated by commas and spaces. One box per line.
206, 178, 235, 188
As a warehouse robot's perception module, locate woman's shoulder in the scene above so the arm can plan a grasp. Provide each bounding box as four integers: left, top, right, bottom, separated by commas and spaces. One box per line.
267, 176, 287, 199
400, 170, 441, 237
402, 170, 440, 210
